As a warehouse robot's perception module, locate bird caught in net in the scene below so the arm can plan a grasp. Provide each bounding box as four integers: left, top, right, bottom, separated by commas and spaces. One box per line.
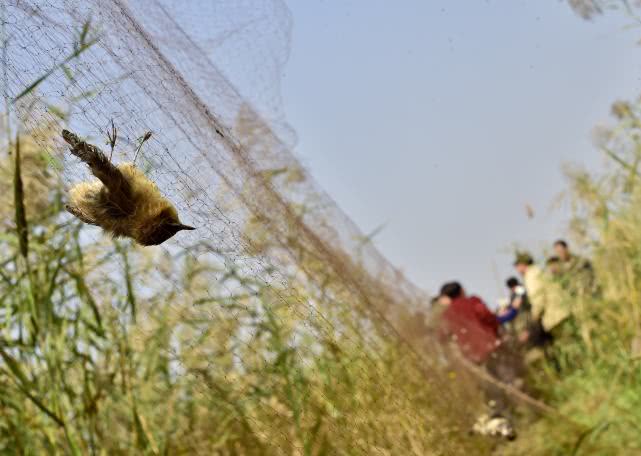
62, 128, 195, 246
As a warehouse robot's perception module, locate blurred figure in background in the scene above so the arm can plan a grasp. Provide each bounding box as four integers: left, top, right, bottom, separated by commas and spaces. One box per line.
553, 239, 597, 297
514, 252, 572, 367
513, 253, 553, 361
497, 276, 530, 330
438, 281, 520, 439
543, 256, 572, 338
438, 281, 499, 364
553, 239, 599, 349
544, 255, 579, 369
496, 276, 533, 376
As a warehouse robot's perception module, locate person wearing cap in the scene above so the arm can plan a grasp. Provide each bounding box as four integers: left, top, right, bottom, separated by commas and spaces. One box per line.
514, 252, 570, 352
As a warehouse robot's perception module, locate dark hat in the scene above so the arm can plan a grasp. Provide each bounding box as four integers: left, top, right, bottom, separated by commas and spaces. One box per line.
514, 251, 534, 266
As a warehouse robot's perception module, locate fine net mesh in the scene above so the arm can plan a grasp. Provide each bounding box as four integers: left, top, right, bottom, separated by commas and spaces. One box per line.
1, 1, 485, 453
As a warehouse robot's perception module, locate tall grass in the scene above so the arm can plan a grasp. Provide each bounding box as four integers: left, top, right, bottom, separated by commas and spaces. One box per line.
0, 126, 492, 454
499, 99, 641, 455
0, 21, 487, 451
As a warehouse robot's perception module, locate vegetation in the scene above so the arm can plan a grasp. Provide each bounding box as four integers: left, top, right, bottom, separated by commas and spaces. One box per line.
0, 22, 485, 454
495, 3, 641, 454
500, 98, 641, 456
3, 2, 641, 455
0, 127, 495, 455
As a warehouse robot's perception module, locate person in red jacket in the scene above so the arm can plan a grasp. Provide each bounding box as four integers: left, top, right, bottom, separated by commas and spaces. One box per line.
438, 281, 500, 363
437, 281, 518, 440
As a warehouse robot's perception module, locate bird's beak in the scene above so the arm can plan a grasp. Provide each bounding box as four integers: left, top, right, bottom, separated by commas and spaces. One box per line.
177, 223, 196, 231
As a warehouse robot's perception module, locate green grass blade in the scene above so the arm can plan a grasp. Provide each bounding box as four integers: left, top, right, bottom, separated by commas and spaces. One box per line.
0, 346, 30, 386
12, 20, 98, 103
12, 70, 56, 103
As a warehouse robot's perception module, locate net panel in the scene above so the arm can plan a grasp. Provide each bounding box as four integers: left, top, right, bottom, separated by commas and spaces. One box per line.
0, 1, 484, 453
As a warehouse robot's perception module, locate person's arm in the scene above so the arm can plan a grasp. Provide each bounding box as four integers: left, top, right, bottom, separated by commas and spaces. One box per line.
497, 306, 518, 324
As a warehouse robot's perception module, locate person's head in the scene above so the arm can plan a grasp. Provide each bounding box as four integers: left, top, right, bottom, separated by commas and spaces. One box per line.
554, 239, 570, 261
505, 276, 520, 290
546, 255, 561, 275
438, 281, 464, 305
514, 252, 534, 275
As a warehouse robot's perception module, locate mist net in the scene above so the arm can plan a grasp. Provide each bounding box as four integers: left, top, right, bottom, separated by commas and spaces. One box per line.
1, 1, 486, 453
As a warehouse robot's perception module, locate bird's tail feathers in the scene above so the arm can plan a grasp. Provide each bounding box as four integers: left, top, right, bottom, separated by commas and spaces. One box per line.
62, 129, 106, 166
62, 129, 80, 148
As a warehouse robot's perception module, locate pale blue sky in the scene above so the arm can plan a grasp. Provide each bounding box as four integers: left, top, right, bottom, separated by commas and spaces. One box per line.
280, 1, 641, 306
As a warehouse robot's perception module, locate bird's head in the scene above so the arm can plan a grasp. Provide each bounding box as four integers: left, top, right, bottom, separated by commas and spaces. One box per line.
137, 207, 195, 246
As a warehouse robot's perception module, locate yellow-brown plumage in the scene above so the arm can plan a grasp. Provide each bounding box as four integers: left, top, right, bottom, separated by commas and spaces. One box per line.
62, 129, 194, 245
